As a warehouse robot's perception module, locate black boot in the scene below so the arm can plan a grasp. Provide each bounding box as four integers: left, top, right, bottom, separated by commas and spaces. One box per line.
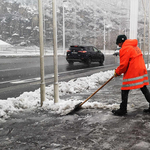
143, 108, 150, 113
140, 86, 150, 113
112, 90, 129, 116
143, 104, 150, 113
112, 109, 127, 116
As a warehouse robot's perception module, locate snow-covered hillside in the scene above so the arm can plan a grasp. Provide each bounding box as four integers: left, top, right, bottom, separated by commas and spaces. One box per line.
1, 0, 147, 50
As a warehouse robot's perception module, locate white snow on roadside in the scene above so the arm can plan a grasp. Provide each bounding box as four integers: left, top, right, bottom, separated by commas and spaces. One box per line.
0, 70, 115, 121
1, 64, 150, 121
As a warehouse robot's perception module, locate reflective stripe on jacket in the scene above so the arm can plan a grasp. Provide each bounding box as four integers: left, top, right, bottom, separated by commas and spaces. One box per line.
115, 39, 149, 90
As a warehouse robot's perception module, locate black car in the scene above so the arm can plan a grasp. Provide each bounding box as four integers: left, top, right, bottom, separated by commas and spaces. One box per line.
66, 45, 104, 66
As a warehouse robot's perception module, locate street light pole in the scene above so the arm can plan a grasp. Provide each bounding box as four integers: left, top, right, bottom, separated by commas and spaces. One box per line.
103, 19, 106, 54
38, 0, 45, 106
148, 1, 150, 68
63, 1, 65, 55
129, 0, 138, 39
52, 0, 59, 103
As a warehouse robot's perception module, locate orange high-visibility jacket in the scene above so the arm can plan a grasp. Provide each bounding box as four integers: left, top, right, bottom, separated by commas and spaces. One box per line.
115, 39, 149, 90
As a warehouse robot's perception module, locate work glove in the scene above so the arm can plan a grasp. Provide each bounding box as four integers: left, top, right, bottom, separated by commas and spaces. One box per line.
114, 70, 119, 77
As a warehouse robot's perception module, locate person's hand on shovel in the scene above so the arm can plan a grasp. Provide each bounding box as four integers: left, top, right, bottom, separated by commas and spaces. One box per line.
114, 70, 119, 77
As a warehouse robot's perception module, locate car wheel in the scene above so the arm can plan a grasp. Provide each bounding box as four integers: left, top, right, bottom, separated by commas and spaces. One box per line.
86, 58, 91, 66
68, 60, 74, 65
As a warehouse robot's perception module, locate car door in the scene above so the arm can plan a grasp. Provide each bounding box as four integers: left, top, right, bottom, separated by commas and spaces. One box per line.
93, 47, 101, 61
89, 47, 97, 62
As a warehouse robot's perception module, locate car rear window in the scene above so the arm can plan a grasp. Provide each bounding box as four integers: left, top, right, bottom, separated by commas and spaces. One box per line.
69, 46, 85, 52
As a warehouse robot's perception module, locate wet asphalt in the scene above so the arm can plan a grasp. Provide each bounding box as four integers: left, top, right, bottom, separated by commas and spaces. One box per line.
1, 71, 150, 150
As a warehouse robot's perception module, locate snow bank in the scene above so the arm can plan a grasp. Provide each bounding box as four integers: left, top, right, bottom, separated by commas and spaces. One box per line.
0, 70, 115, 120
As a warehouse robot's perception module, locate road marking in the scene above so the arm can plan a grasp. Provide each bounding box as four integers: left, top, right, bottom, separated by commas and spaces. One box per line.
0, 74, 55, 85
11, 77, 40, 84
11, 74, 55, 84
0, 68, 21, 72
0, 79, 21, 84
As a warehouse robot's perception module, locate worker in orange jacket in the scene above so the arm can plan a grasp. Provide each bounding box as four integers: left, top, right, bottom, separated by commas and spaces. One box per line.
112, 35, 150, 116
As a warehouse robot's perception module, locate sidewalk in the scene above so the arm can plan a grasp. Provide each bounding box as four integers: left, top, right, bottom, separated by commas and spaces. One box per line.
0, 75, 150, 150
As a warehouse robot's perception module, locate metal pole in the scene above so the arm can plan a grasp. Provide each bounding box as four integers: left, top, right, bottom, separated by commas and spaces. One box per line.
94, 3, 96, 46
144, 8, 146, 60
74, 1, 76, 45
38, 0, 45, 106
52, 0, 59, 103
139, 37, 142, 50
148, 1, 150, 68
103, 19, 106, 54
125, 28, 127, 35
129, 0, 138, 39
63, 1, 65, 55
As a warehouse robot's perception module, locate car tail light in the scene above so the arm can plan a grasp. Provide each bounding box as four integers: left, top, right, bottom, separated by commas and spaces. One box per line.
78, 51, 87, 53
67, 50, 71, 52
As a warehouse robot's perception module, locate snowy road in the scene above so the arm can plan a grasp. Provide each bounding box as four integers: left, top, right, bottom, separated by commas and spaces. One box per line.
0, 56, 150, 149
0, 55, 117, 99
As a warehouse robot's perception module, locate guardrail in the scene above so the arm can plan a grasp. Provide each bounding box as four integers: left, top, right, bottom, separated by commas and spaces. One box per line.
0, 46, 65, 56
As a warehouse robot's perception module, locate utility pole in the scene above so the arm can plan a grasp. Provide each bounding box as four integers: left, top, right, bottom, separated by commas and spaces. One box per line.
139, 37, 142, 50
94, 2, 96, 46
148, 1, 150, 68
103, 19, 106, 54
74, 1, 76, 45
38, 0, 45, 106
129, 0, 138, 39
52, 0, 59, 103
143, 3, 146, 60
63, 0, 65, 55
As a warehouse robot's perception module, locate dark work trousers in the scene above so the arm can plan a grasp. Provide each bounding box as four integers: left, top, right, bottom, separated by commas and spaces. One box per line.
120, 86, 150, 111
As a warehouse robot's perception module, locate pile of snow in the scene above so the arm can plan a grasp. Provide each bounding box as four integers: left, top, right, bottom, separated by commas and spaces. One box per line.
0, 70, 117, 121
0, 40, 12, 48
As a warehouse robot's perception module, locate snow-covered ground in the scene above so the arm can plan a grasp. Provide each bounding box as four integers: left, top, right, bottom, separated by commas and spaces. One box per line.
1, 53, 150, 149
0, 70, 116, 121
1, 65, 150, 122
0, 49, 114, 121
0, 48, 150, 122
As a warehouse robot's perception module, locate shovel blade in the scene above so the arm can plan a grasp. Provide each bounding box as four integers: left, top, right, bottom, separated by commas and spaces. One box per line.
66, 102, 82, 115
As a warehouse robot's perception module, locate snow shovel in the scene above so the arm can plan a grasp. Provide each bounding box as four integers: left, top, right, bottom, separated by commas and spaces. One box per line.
66, 75, 115, 115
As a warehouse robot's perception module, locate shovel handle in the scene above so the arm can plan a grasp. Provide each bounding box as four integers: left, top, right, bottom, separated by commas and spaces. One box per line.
79, 75, 115, 106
